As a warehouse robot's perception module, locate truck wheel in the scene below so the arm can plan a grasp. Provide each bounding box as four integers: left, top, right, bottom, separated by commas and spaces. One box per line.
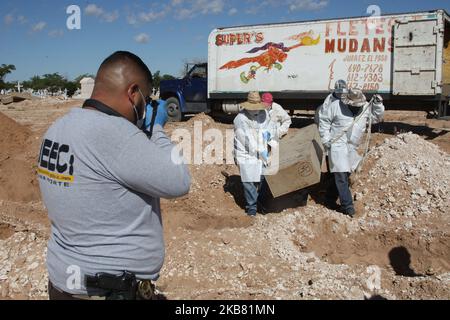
166, 97, 183, 122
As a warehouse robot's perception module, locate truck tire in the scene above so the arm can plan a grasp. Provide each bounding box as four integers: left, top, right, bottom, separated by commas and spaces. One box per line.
166, 97, 183, 122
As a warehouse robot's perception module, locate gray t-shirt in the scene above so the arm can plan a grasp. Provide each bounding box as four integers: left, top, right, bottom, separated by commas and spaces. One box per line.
38, 107, 190, 294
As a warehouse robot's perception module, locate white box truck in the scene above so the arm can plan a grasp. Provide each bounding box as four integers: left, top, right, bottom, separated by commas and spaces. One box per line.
160, 9, 450, 120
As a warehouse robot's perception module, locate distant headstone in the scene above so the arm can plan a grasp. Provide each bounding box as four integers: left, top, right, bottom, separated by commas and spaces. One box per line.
73, 77, 95, 100
82, 77, 94, 98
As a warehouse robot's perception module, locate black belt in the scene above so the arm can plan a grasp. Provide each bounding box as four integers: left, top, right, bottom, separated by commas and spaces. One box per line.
49, 271, 156, 300
85, 271, 156, 300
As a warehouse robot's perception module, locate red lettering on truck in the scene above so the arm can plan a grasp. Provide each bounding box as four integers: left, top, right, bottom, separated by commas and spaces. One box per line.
216, 32, 264, 46
325, 39, 335, 53
324, 37, 391, 54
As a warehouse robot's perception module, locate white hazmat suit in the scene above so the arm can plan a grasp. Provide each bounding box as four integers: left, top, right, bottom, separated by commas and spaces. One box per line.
268, 102, 292, 139
318, 99, 384, 173
234, 110, 277, 183
314, 93, 339, 125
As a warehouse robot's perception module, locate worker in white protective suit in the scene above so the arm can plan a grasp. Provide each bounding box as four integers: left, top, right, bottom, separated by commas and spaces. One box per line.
261, 92, 292, 139
314, 80, 348, 125
234, 91, 277, 216
318, 88, 384, 217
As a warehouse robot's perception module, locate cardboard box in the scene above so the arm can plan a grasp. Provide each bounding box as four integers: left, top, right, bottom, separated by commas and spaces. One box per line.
265, 124, 324, 198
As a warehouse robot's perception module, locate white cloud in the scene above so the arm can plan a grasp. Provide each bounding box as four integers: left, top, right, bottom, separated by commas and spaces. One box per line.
85, 4, 119, 23
289, 0, 328, 11
4, 14, 14, 25
85, 4, 104, 16
127, 4, 170, 25
31, 21, 46, 33
198, 0, 224, 14
176, 0, 225, 20
171, 0, 184, 6
243, 0, 328, 15
128, 0, 225, 23
127, 14, 138, 25
228, 8, 238, 16
139, 10, 167, 22
102, 10, 119, 22
244, 0, 276, 15
17, 15, 27, 24
134, 33, 150, 44
177, 8, 194, 20
48, 29, 64, 37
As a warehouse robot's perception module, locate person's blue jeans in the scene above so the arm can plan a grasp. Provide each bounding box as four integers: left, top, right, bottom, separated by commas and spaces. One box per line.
326, 172, 354, 213
242, 177, 268, 215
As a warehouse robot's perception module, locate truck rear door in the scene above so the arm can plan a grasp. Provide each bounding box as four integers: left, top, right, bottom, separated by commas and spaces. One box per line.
393, 15, 443, 95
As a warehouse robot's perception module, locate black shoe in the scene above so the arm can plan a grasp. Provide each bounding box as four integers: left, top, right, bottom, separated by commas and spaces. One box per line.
343, 208, 355, 218
325, 201, 340, 211
335, 207, 355, 217
257, 201, 269, 215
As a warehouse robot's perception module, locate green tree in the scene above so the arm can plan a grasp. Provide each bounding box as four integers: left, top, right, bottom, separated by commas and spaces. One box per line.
152, 70, 175, 89
42, 73, 67, 92
0, 64, 16, 89
23, 73, 79, 96
65, 81, 78, 96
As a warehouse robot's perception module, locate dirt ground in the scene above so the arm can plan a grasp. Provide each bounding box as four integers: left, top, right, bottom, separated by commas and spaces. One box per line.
0, 99, 449, 300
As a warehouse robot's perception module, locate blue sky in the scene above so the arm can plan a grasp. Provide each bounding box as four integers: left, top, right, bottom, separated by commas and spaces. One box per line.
1, 0, 449, 82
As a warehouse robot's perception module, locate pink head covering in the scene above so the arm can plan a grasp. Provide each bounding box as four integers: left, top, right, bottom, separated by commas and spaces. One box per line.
261, 93, 273, 107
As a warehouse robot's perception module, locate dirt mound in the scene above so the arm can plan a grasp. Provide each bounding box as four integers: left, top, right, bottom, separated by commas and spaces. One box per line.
353, 132, 450, 219
0, 112, 39, 202
185, 113, 217, 128
301, 133, 450, 275
0, 112, 30, 158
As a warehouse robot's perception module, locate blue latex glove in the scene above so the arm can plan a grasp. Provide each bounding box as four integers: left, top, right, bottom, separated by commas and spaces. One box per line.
260, 150, 269, 162
262, 131, 271, 142
145, 99, 168, 129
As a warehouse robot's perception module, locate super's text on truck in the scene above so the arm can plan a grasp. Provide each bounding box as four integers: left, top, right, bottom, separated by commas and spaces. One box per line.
160, 9, 450, 121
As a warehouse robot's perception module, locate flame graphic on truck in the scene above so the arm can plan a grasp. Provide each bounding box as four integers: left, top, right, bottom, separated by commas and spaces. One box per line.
219, 30, 321, 83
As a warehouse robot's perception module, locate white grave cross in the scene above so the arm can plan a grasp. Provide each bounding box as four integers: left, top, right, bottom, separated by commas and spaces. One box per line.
15, 81, 23, 93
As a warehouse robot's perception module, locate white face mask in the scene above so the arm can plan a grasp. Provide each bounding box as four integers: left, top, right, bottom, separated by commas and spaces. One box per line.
134, 89, 147, 129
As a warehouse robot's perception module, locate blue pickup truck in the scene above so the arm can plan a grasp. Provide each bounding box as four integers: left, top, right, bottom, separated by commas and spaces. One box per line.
159, 63, 208, 122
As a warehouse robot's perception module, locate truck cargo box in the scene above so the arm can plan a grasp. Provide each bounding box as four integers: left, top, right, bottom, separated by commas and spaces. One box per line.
208, 9, 450, 116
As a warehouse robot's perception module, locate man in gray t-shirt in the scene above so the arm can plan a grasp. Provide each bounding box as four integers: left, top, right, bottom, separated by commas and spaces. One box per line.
38, 51, 191, 299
